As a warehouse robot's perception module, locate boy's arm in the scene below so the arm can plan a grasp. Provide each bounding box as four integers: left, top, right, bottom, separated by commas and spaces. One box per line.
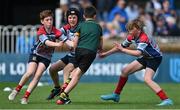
61, 32, 78, 50
45, 40, 64, 47
114, 42, 142, 57
39, 34, 64, 47
60, 34, 74, 48
114, 34, 142, 57
99, 45, 119, 58
121, 48, 142, 57
57, 24, 76, 48
117, 33, 149, 57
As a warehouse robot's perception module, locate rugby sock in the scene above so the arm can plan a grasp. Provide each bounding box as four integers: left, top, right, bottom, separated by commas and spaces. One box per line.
15, 84, 22, 92
156, 90, 168, 100
62, 78, 72, 91
60, 92, 68, 99
23, 91, 31, 99
66, 78, 72, 84
54, 86, 60, 89
114, 76, 128, 94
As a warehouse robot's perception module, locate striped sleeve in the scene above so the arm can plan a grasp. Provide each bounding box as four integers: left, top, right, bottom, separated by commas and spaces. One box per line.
137, 33, 149, 52
39, 34, 48, 44
121, 35, 133, 48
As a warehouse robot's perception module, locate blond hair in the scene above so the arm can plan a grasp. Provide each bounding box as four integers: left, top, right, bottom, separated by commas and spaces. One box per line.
126, 19, 144, 32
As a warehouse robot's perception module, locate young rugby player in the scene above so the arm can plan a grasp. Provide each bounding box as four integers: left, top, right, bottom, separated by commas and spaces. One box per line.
56, 5, 103, 105
99, 19, 173, 106
46, 8, 81, 100
8, 10, 72, 104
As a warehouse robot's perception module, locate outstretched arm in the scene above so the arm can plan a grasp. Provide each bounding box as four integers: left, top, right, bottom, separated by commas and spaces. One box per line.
99, 44, 119, 58
39, 34, 64, 47
114, 42, 142, 57
45, 40, 64, 47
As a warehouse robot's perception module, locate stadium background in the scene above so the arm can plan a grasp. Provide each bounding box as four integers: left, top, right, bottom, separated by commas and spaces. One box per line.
0, 0, 180, 109
1, 0, 180, 83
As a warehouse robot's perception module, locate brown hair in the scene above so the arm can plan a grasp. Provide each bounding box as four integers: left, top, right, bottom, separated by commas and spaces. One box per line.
84, 5, 97, 18
40, 10, 54, 20
126, 19, 144, 32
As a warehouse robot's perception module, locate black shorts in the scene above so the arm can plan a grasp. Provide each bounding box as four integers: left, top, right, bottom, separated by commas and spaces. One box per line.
28, 54, 51, 68
136, 56, 162, 72
74, 48, 96, 73
61, 54, 76, 65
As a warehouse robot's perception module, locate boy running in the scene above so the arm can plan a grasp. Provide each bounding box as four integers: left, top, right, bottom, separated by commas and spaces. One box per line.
99, 19, 173, 106
8, 10, 72, 104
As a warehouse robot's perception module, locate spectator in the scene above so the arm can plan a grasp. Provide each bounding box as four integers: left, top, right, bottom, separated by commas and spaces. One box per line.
161, 0, 177, 21
139, 13, 154, 36
96, 0, 115, 21
125, 1, 139, 21
108, 0, 128, 38
99, 21, 112, 40
145, 0, 162, 16
106, 15, 122, 39
166, 16, 180, 36
154, 15, 169, 36
79, 0, 92, 9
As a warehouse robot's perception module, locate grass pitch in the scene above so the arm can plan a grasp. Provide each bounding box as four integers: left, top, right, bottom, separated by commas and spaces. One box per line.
0, 82, 179, 109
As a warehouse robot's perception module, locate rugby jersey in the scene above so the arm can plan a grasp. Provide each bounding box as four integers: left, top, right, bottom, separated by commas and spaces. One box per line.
121, 30, 162, 58
30, 25, 70, 60
59, 24, 79, 57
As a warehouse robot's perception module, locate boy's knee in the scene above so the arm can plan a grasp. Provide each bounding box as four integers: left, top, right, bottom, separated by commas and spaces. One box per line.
49, 66, 57, 74
33, 74, 42, 81
49, 66, 53, 73
25, 72, 33, 78
121, 67, 129, 77
144, 77, 152, 84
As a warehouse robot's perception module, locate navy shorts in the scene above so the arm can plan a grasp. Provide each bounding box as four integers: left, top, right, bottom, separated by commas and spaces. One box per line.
61, 54, 76, 65
28, 54, 51, 69
136, 56, 162, 72
74, 48, 96, 73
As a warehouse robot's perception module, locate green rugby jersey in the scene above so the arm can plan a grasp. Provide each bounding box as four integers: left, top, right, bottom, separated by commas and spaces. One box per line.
76, 19, 102, 52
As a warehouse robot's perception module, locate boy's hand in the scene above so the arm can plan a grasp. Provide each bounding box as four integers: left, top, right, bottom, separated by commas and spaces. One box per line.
56, 41, 64, 47
114, 42, 123, 51
98, 52, 107, 58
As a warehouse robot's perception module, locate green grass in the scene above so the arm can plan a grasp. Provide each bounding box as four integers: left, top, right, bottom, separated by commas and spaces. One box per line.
0, 82, 180, 109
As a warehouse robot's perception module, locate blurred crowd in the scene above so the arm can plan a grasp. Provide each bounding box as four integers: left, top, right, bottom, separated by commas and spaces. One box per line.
55, 0, 180, 40
1, 0, 180, 54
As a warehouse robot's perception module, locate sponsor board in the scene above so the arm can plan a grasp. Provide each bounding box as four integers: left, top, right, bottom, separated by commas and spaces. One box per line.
0, 53, 179, 83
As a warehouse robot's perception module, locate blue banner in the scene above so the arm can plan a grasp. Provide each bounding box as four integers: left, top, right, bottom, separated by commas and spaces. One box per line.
0, 53, 180, 83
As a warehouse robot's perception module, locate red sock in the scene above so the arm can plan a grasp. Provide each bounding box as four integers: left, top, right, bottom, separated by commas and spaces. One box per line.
15, 85, 22, 92
23, 91, 31, 99
61, 83, 68, 91
114, 76, 128, 94
156, 90, 168, 100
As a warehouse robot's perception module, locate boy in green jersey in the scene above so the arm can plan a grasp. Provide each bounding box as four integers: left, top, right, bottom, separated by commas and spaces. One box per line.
56, 5, 103, 105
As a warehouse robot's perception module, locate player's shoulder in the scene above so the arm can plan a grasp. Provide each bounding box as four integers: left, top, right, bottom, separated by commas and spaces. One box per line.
52, 26, 61, 37
37, 26, 44, 31
139, 32, 149, 43
37, 26, 46, 36
62, 24, 71, 30
52, 26, 59, 33
127, 35, 134, 41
